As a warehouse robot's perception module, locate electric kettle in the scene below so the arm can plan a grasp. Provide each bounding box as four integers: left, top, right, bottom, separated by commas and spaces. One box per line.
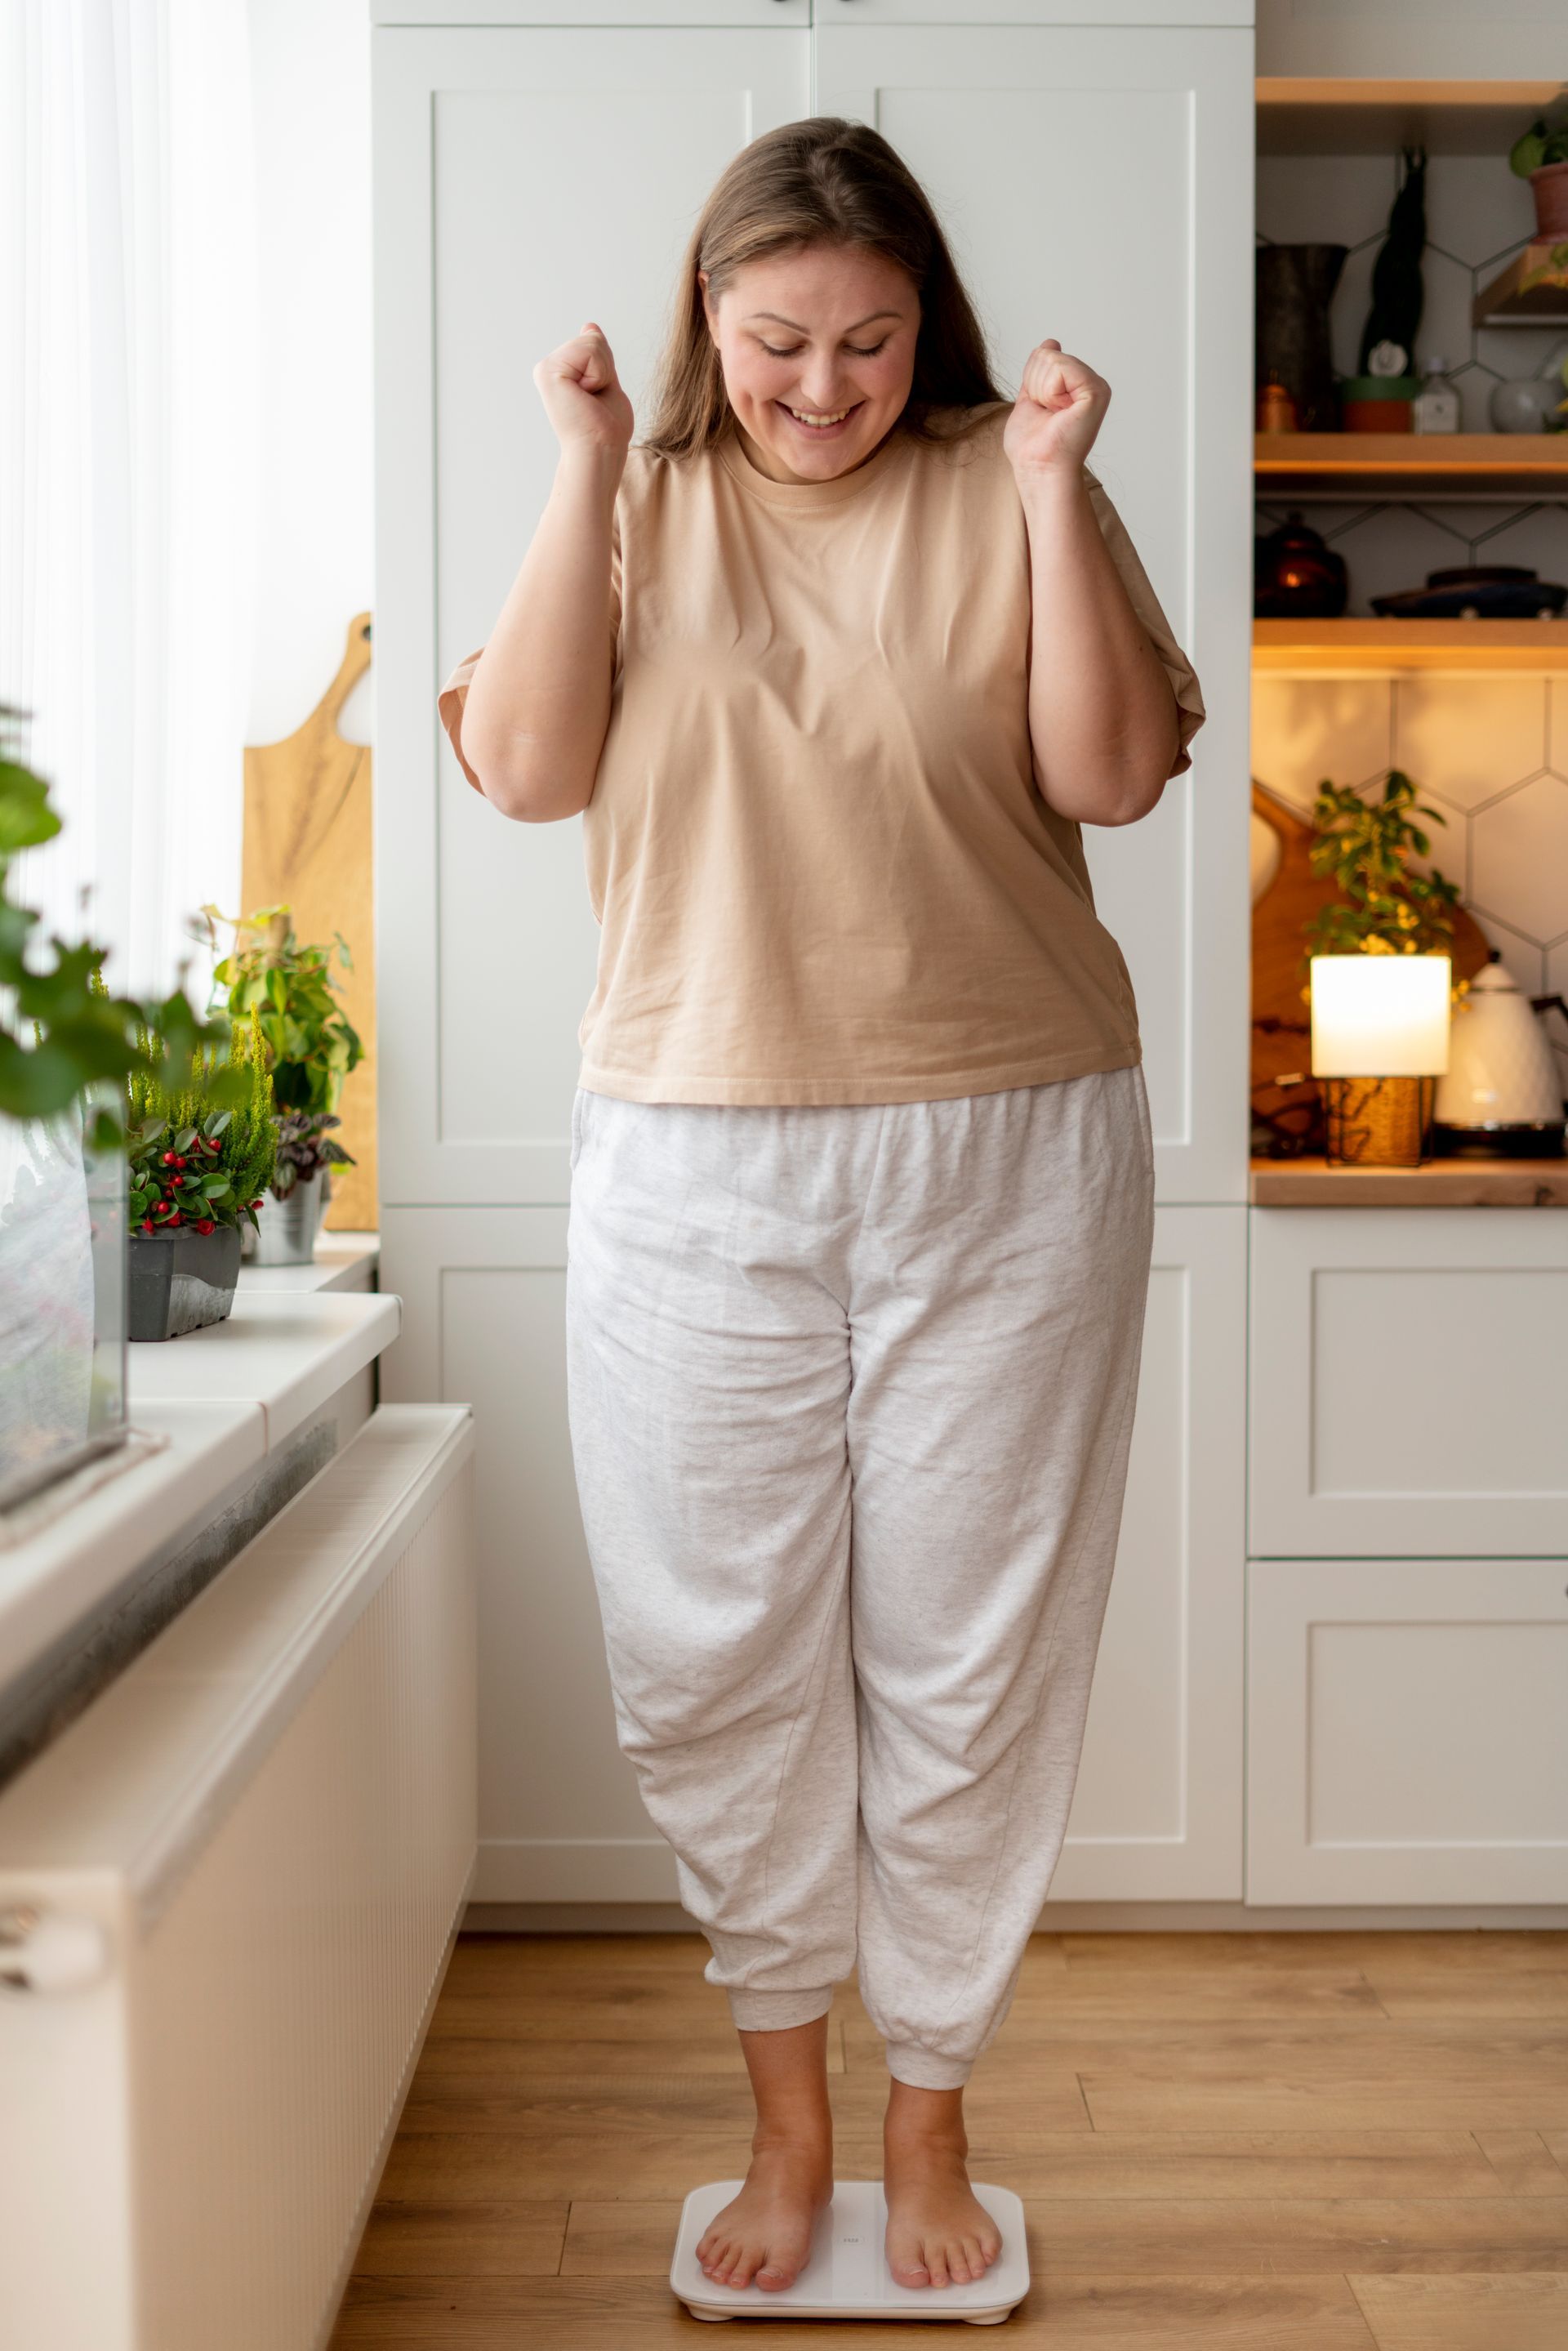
1432, 953, 1567, 1157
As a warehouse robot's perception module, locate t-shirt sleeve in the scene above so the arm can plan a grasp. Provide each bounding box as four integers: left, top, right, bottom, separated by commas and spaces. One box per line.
1082, 466, 1206, 778
437, 647, 489, 794
435, 502, 624, 797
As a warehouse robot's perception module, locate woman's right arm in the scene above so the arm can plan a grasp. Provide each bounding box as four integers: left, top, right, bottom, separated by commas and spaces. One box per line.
457, 323, 635, 823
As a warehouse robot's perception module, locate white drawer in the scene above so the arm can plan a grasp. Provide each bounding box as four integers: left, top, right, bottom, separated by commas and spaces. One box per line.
1249, 1207, 1568, 1558
1246, 1555, 1568, 1906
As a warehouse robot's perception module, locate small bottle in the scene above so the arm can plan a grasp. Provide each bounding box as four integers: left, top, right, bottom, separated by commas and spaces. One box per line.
1413, 356, 1462, 435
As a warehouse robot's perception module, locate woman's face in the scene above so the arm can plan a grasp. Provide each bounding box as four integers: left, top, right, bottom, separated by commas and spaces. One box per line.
701, 243, 919, 484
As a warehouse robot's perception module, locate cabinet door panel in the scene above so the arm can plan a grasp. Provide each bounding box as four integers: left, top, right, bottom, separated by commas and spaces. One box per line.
1052, 1206, 1246, 1901
1250, 1208, 1568, 1558
373, 28, 809, 1207
1248, 1556, 1568, 1905
818, 1, 1250, 22
380, 1207, 677, 1901
374, 2, 808, 20
384, 1205, 1244, 1907
814, 24, 1254, 1202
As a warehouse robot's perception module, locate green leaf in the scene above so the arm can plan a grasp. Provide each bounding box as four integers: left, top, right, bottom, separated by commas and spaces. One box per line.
1511, 123, 1548, 176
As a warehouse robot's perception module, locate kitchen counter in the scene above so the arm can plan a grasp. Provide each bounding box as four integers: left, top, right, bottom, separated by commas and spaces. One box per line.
1250, 1156, 1568, 1207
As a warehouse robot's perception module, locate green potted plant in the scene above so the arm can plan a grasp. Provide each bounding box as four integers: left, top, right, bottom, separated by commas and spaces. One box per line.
1301, 769, 1464, 1169
1510, 109, 1568, 243
1302, 767, 1462, 964
1, 703, 230, 1492
125, 1009, 276, 1341
200, 903, 363, 1266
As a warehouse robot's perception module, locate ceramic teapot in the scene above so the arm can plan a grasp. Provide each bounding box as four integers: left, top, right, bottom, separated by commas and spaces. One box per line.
1432, 954, 1566, 1157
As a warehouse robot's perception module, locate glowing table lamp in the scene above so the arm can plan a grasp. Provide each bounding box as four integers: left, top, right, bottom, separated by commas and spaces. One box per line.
1310, 953, 1452, 1167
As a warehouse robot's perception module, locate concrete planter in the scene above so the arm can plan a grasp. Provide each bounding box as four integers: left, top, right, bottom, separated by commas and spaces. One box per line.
243, 1171, 327, 1267
127, 1225, 243, 1342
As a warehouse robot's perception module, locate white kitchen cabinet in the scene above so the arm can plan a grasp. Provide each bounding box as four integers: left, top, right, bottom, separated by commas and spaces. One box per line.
1052, 1207, 1247, 1902
374, 7, 1253, 1210
378, 1207, 663, 1901
813, 18, 1254, 1205
1247, 1555, 1568, 1906
380, 1202, 1246, 1904
1249, 1207, 1568, 1560
372, 20, 812, 1209
372, 4, 1255, 1909
818, 0, 1250, 20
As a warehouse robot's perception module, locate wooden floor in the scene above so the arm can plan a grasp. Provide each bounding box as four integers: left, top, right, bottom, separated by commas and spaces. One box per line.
327, 1929, 1568, 2349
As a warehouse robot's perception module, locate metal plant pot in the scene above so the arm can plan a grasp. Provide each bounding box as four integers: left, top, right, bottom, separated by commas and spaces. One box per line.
245, 1172, 327, 1266
127, 1225, 243, 1342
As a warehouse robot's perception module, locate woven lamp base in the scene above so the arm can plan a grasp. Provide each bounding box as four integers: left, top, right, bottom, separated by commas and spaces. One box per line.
1321, 1075, 1437, 1167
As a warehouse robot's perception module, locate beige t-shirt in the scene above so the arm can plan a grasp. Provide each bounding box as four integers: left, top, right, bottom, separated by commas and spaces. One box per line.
439, 399, 1205, 1106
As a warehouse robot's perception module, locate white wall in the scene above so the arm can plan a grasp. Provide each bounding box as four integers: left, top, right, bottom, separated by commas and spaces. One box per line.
247, 0, 375, 752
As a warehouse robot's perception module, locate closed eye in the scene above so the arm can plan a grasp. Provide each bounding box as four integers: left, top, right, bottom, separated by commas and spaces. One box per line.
760, 340, 889, 359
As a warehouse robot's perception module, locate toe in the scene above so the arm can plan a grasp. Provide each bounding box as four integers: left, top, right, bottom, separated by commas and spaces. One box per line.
886, 2224, 931, 2289
925, 2242, 952, 2289
756, 2263, 795, 2292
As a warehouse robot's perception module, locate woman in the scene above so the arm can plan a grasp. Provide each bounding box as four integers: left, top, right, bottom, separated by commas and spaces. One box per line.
439, 117, 1204, 2301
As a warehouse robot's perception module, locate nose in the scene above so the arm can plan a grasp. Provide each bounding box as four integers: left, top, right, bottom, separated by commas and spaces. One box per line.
793, 373, 850, 411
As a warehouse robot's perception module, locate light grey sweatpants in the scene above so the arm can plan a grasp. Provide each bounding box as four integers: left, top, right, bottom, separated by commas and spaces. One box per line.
564, 1064, 1155, 2090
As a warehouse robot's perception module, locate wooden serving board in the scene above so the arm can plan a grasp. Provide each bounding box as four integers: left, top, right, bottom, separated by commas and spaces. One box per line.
241, 614, 376, 1231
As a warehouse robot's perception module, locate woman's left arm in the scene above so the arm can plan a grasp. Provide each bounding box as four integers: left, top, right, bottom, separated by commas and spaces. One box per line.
1006, 341, 1183, 828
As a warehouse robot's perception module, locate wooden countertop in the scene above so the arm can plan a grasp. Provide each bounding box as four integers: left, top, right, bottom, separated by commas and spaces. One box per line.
1250, 1155, 1568, 1207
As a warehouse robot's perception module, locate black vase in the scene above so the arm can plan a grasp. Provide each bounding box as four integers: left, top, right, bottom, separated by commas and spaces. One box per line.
1256, 243, 1348, 432
1254, 511, 1348, 619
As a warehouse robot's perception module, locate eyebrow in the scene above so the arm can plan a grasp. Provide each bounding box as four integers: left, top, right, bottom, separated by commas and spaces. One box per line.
741, 310, 904, 333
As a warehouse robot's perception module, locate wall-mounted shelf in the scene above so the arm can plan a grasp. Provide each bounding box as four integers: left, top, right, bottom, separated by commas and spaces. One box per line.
1255, 432, 1568, 497
1250, 1155, 1568, 1207
1254, 619, 1568, 671
1256, 78, 1568, 160
1474, 243, 1568, 328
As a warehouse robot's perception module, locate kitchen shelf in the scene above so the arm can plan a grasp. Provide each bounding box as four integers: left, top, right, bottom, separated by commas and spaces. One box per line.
1474, 243, 1568, 328
1256, 78, 1568, 160
1254, 619, 1568, 672
1250, 1155, 1568, 1207
1255, 432, 1568, 497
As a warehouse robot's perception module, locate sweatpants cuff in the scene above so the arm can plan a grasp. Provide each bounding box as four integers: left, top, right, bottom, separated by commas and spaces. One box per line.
885, 2040, 974, 2091
726, 1985, 835, 2033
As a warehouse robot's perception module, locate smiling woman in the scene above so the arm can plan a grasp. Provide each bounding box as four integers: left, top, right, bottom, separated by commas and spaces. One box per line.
702, 248, 919, 475
437, 111, 1203, 2307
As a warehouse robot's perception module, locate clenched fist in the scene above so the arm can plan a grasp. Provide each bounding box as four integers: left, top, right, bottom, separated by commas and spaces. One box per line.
533, 319, 635, 460
1003, 340, 1111, 478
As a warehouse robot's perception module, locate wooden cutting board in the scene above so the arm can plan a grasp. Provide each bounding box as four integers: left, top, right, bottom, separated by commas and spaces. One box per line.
241, 614, 376, 1231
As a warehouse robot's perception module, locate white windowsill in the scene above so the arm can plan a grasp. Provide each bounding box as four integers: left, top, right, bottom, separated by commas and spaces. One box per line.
0, 1251, 396, 1702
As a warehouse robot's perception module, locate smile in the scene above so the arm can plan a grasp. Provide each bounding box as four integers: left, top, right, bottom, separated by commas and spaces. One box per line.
777, 401, 859, 431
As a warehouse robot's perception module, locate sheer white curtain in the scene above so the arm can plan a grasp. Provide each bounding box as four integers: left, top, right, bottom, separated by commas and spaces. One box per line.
0, 0, 258, 1003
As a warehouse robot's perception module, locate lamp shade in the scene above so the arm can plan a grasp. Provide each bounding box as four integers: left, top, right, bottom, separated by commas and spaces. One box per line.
1309, 953, 1451, 1077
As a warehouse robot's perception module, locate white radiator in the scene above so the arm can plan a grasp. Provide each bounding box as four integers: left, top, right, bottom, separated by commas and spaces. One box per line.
0, 1402, 478, 2351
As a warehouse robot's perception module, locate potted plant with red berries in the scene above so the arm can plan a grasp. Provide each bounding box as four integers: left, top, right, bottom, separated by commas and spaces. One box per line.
126, 1010, 277, 1341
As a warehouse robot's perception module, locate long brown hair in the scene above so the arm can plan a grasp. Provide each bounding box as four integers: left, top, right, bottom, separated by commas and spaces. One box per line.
639, 117, 1004, 462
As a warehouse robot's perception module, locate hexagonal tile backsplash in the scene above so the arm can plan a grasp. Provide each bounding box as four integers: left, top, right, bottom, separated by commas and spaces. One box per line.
1252, 674, 1568, 1089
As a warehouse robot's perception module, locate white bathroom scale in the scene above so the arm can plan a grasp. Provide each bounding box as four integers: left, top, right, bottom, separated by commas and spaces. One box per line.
670, 2179, 1029, 2323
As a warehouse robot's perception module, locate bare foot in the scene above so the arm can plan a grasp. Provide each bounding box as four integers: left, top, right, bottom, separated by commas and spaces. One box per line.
883, 2083, 1004, 2291
696, 2130, 835, 2291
